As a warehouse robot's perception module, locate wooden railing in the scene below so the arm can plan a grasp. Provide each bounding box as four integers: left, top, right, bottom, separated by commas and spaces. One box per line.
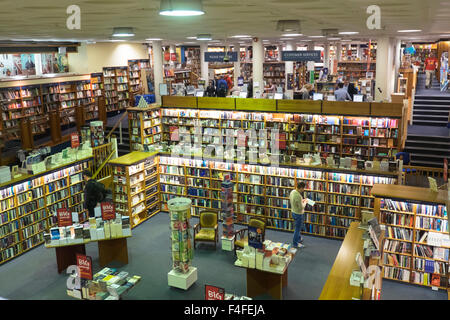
402, 165, 445, 187
92, 142, 114, 182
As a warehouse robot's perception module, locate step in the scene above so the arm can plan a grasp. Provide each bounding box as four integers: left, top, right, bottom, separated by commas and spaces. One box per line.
404, 145, 450, 153
410, 160, 445, 168
413, 104, 450, 110
412, 120, 448, 126
405, 140, 450, 148
406, 134, 450, 142
409, 153, 449, 160
412, 115, 449, 120
414, 100, 450, 105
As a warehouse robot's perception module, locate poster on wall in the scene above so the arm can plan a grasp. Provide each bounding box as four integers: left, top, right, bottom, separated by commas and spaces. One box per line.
0, 54, 15, 77
41, 53, 69, 74
21, 54, 36, 76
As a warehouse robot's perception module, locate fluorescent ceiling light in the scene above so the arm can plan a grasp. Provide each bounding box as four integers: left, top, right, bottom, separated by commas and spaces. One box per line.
341, 39, 352, 42
146, 38, 163, 41
308, 35, 325, 38
327, 37, 341, 40
159, 0, 205, 16
277, 20, 300, 32
112, 27, 135, 37
397, 29, 422, 33
280, 38, 294, 40
339, 31, 359, 35
186, 36, 197, 39
110, 39, 126, 42
197, 34, 212, 40
231, 35, 251, 38
282, 33, 303, 37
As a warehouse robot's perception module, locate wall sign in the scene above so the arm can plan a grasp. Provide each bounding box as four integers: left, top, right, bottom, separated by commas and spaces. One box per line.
57, 208, 72, 227
205, 285, 225, 300
101, 202, 116, 220
204, 52, 238, 62
76, 254, 93, 280
281, 50, 321, 62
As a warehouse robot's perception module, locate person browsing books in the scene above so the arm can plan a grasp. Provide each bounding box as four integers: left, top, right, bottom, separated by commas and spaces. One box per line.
83, 170, 110, 218
290, 181, 308, 248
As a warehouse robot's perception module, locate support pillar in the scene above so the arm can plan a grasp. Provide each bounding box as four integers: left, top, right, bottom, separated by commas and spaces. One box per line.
234, 43, 241, 87
285, 41, 294, 98
252, 38, 264, 97
375, 37, 397, 102
200, 43, 209, 85
153, 40, 164, 104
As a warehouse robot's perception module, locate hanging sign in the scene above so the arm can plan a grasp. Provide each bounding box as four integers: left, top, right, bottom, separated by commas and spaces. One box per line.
170, 53, 177, 61
164, 52, 170, 61
57, 208, 72, 227
76, 254, 93, 280
204, 52, 238, 62
281, 50, 321, 62
205, 285, 225, 300
100, 202, 116, 220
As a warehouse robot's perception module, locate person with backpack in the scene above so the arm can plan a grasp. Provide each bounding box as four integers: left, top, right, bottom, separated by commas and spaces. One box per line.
83, 170, 110, 218
216, 76, 228, 97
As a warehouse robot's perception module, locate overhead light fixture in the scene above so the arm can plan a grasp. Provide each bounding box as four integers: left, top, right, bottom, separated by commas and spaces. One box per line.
322, 29, 339, 37
112, 27, 135, 37
197, 34, 212, 41
186, 36, 197, 39
159, 0, 205, 16
282, 33, 303, 37
277, 20, 300, 32
338, 31, 359, 35
327, 37, 341, 41
146, 38, 163, 41
110, 39, 126, 42
280, 38, 294, 40
231, 35, 252, 38
308, 35, 325, 38
341, 39, 352, 42
397, 29, 422, 33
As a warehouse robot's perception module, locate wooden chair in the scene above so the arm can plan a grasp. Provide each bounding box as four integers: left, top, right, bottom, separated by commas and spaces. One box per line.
193, 210, 219, 249
233, 217, 266, 255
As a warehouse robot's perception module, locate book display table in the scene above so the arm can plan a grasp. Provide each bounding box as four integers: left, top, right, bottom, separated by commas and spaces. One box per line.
234, 241, 296, 299
46, 236, 131, 273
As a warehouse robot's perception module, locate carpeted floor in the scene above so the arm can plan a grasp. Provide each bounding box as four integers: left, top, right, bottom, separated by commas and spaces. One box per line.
0, 213, 447, 300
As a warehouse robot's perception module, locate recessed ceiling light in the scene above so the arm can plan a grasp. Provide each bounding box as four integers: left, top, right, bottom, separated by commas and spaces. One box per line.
397, 29, 422, 33
159, 0, 205, 16
112, 27, 135, 37
280, 38, 294, 40
341, 39, 352, 42
308, 35, 325, 38
338, 31, 359, 35
146, 38, 163, 41
327, 37, 341, 41
110, 39, 126, 42
186, 36, 197, 39
301, 39, 312, 42
282, 33, 303, 37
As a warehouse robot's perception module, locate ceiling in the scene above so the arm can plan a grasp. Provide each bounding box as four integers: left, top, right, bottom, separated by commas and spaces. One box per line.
0, 0, 449, 45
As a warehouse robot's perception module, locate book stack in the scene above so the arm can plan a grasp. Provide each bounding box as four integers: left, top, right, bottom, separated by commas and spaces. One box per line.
221, 179, 235, 238
0, 166, 11, 184
68, 267, 141, 300
168, 197, 193, 274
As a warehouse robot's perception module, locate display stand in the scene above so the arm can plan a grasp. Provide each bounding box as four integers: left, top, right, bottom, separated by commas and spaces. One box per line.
221, 178, 235, 251
55, 244, 86, 274
167, 197, 197, 290
245, 268, 288, 300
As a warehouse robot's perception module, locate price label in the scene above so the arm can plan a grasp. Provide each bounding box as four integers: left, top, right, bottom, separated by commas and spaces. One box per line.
76, 254, 92, 280
205, 285, 225, 300
71, 133, 80, 148
101, 202, 116, 220
57, 208, 72, 227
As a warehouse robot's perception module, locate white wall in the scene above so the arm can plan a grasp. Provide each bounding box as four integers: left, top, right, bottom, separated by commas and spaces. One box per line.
68, 42, 149, 74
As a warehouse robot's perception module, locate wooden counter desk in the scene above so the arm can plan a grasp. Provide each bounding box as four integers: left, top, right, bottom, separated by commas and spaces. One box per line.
319, 221, 383, 300
371, 184, 448, 205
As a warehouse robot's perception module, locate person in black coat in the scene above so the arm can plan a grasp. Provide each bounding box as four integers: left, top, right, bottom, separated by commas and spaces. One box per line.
205, 80, 216, 97
83, 170, 109, 218
347, 82, 358, 100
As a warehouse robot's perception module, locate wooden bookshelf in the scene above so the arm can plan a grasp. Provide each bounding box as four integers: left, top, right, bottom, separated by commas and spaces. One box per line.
159, 156, 397, 239
0, 158, 92, 265
103, 66, 130, 112
109, 151, 160, 229
128, 59, 151, 95
371, 184, 449, 290
127, 106, 162, 152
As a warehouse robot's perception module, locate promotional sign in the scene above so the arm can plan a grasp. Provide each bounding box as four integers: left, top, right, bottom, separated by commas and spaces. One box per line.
100, 202, 116, 220
70, 132, 80, 148
204, 52, 238, 62
205, 285, 225, 300
237, 76, 244, 86
76, 254, 93, 280
171, 53, 177, 62
248, 225, 263, 249
57, 208, 72, 227
281, 50, 321, 62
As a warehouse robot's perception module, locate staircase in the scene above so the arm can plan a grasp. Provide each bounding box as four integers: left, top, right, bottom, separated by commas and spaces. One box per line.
403, 134, 450, 168
105, 125, 130, 156
412, 74, 450, 126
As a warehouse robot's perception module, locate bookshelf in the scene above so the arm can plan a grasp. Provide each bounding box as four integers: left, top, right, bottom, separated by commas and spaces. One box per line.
127, 106, 162, 152
337, 61, 376, 82
0, 157, 92, 265
263, 62, 285, 88
161, 108, 401, 161
159, 155, 397, 240
371, 184, 449, 290
128, 59, 151, 95
103, 66, 130, 112
110, 152, 160, 229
